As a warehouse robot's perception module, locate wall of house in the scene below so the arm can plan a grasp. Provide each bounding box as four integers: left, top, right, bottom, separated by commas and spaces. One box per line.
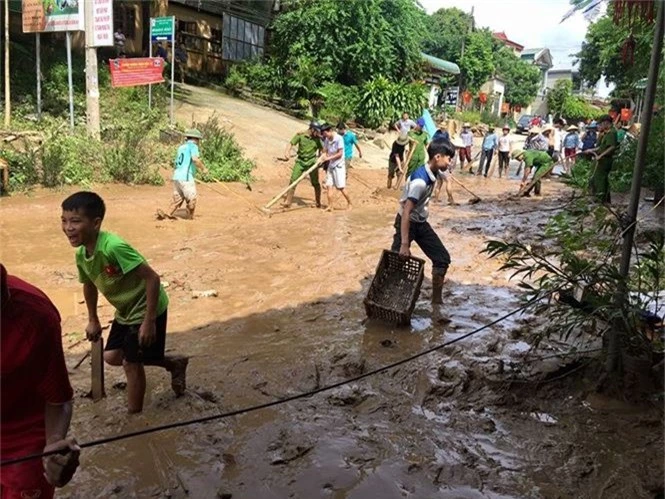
546, 71, 572, 91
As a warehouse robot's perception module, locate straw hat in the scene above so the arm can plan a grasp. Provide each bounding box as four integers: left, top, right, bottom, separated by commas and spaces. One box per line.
396, 133, 409, 146
529, 126, 542, 134
463, 122, 471, 128
566, 125, 578, 132
502, 124, 510, 130
511, 149, 524, 159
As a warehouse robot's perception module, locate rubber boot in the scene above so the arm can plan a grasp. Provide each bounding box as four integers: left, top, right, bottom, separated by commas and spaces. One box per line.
431, 269, 447, 305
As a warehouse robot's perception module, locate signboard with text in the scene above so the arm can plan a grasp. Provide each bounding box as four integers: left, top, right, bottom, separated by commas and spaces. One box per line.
109, 58, 166, 88
151, 16, 175, 42
88, 0, 114, 47
22, 0, 84, 33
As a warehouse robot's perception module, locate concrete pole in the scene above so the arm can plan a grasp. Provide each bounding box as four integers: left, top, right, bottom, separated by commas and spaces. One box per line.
84, 0, 101, 138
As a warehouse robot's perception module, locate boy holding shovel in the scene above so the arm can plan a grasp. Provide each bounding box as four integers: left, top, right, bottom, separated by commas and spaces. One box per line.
282, 122, 323, 208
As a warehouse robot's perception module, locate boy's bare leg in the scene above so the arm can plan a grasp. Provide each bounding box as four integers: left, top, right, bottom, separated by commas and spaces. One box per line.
124, 361, 147, 413
326, 186, 335, 212
445, 179, 455, 204
169, 199, 183, 218
282, 188, 295, 208
146, 355, 189, 397
340, 188, 352, 209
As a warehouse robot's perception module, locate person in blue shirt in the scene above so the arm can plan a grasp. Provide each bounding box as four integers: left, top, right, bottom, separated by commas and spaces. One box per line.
337, 123, 362, 168
168, 129, 208, 220
432, 127, 450, 142
562, 125, 581, 174
581, 121, 598, 152
476, 128, 498, 177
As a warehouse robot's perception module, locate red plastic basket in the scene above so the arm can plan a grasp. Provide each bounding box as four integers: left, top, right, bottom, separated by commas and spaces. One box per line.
364, 250, 425, 326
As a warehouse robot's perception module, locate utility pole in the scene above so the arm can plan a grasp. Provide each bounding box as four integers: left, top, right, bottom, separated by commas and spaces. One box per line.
607, 0, 664, 374
4, 0, 10, 127
84, 0, 101, 138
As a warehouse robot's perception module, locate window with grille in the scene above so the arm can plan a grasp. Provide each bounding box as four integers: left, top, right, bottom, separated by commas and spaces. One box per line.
113, 4, 136, 39
222, 14, 265, 61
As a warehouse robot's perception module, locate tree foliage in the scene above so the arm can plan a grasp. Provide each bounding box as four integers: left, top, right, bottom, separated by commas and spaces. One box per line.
271, 0, 426, 87
547, 80, 601, 121
459, 30, 496, 92
575, 4, 655, 94
422, 7, 472, 62
494, 48, 541, 108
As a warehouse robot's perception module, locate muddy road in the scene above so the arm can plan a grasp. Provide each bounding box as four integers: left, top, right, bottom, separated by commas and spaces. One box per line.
1, 86, 662, 498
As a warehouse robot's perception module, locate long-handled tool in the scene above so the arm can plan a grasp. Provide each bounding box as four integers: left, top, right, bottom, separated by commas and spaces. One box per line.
262, 161, 321, 213
91, 338, 105, 401
195, 179, 266, 216
514, 162, 557, 198
450, 175, 482, 204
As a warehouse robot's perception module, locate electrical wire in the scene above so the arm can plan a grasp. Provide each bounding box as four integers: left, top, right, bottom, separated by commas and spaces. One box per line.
1, 294, 539, 468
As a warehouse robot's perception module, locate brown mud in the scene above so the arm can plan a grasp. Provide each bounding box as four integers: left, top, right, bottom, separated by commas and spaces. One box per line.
1, 86, 663, 498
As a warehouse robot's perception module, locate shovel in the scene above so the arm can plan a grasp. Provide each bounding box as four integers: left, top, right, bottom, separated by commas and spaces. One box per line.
450, 175, 482, 204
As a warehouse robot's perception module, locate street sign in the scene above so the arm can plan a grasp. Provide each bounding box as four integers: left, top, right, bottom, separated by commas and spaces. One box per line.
109, 58, 166, 88
22, 0, 85, 33
87, 0, 114, 47
444, 87, 459, 106
151, 16, 174, 41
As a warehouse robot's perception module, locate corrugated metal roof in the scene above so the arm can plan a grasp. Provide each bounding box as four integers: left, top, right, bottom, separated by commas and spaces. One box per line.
421, 53, 460, 75
169, 0, 273, 25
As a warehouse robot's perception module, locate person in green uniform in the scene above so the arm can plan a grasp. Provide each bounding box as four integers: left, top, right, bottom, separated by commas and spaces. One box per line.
406, 118, 429, 176
282, 122, 323, 208
586, 115, 618, 203
512, 148, 553, 197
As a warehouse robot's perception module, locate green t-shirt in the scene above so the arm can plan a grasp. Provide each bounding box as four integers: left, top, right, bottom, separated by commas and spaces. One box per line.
291, 133, 321, 165
598, 128, 618, 165
523, 150, 552, 169
76, 231, 168, 325
408, 130, 429, 166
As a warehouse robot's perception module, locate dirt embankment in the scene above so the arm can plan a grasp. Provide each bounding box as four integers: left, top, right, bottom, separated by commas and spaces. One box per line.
0, 86, 662, 498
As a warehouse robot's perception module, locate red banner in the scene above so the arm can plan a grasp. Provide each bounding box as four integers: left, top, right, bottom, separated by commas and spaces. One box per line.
109, 58, 165, 88
462, 91, 472, 104
620, 108, 632, 121
478, 92, 488, 104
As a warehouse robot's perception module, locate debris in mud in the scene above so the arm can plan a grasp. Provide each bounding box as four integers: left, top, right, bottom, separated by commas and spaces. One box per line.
328, 385, 373, 407
268, 430, 314, 466
380, 339, 395, 348
192, 289, 218, 298
216, 490, 233, 499
113, 382, 127, 390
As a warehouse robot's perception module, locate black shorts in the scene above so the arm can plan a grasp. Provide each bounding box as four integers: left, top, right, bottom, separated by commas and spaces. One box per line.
106, 311, 167, 363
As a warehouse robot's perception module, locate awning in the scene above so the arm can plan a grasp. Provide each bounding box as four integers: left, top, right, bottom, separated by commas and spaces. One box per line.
421, 53, 460, 75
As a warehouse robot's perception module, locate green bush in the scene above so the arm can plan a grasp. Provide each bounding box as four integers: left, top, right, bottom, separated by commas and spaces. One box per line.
318, 82, 359, 124
355, 77, 427, 128
194, 115, 255, 184
452, 110, 481, 125
233, 58, 284, 98
102, 126, 163, 186
224, 67, 248, 94
42, 132, 100, 187
0, 147, 39, 192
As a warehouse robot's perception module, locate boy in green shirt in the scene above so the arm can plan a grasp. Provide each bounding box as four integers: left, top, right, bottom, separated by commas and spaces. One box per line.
512, 149, 553, 197
61, 192, 188, 413
282, 122, 323, 208
406, 118, 429, 176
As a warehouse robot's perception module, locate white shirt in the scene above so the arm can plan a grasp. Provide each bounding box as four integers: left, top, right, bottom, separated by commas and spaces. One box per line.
553, 129, 563, 152
398, 119, 416, 134
324, 133, 345, 169
498, 135, 511, 152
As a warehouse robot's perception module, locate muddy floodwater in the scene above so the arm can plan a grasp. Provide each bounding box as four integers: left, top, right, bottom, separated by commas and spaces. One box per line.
1, 87, 663, 498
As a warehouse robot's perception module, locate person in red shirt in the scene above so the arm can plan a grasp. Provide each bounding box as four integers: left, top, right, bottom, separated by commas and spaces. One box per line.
1, 264, 80, 498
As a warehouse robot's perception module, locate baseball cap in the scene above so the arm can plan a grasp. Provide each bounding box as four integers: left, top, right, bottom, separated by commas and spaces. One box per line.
416, 117, 426, 128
